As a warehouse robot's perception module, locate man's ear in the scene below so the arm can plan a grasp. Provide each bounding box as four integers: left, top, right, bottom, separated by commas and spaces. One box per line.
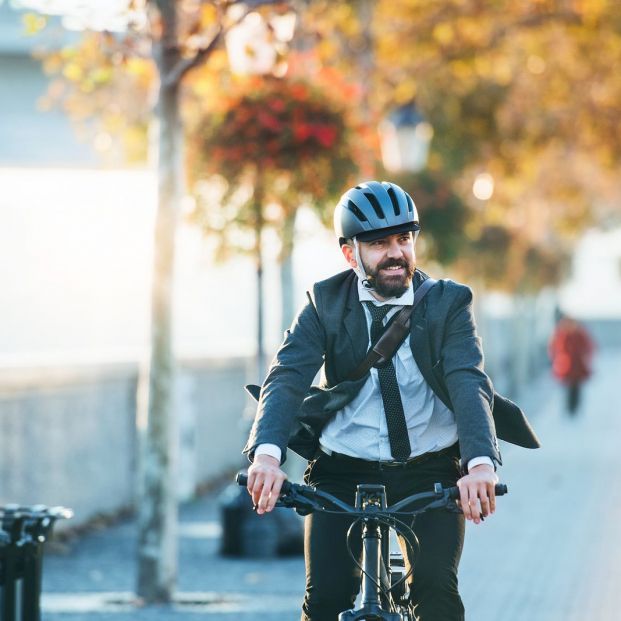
341, 242, 357, 268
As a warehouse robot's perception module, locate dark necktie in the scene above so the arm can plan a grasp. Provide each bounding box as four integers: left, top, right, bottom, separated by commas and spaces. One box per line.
364, 302, 412, 461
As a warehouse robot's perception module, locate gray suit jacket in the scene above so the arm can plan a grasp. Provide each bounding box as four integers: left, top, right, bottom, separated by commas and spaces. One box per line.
244, 269, 540, 466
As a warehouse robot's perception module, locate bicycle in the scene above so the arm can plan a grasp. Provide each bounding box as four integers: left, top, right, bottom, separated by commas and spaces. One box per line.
237, 472, 507, 620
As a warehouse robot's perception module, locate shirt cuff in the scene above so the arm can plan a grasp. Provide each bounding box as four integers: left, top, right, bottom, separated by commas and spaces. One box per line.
255, 443, 282, 463
467, 456, 495, 471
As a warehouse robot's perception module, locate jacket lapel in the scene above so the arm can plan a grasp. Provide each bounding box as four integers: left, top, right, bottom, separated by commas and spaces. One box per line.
343, 279, 368, 367
410, 278, 431, 379
410, 315, 451, 406
409, 273, 453, 409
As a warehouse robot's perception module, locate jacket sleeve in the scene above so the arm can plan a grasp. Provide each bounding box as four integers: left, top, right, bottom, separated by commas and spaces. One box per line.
440, 284, 501, 467
243, 294, 327, 462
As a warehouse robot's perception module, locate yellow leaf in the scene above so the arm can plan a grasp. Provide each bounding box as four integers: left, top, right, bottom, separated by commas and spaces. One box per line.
200, 4, 218, 29
474, 56, 492, 78
493, 58, 513, 86
125, 57, 149, 77
63, 63, 83, 82
451, 60, 473, 81
433, 22, 454, 46
91, 66, 114, 85
22, 12, 47, 35
317, 39, 336, 62
581, 0, 607, 26
394, 81, 417, 104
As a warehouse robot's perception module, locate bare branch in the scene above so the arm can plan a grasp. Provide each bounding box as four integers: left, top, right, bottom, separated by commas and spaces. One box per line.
161, 1, 257, 88
161, 26, 224, 87
157, 0, 295, 87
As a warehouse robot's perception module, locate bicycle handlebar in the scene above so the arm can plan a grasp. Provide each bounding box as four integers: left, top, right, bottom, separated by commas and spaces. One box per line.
447, 483, 507, 499
236, 472, 507, 516
237, 473, 295, 493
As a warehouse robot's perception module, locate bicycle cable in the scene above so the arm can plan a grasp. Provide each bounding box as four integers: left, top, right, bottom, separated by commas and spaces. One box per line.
345, 517, 393, 607
385, 514, 420, 598
344, 514, 421, 613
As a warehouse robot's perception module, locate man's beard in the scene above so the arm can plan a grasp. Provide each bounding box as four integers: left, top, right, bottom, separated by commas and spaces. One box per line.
363, 258, 415, 298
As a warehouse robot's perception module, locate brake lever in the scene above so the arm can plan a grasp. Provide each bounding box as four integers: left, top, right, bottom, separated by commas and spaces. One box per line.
441, 491, 465, 515
276, 490, 317, 516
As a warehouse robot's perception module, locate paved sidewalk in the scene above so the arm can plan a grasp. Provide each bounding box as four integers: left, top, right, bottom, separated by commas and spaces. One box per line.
40, 348, 621, 620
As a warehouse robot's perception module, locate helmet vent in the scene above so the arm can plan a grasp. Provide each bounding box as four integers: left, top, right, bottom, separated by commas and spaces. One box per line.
363, 192, 385, 219
386, 186, 400, 216
347, 200, 368, 223
405, 194, 414, 214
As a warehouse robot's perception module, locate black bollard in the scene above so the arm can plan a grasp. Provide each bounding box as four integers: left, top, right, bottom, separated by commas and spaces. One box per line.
0, 505, 72, 621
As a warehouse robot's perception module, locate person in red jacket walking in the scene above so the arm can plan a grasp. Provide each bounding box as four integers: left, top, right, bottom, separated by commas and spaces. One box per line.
548, 315, 595, 415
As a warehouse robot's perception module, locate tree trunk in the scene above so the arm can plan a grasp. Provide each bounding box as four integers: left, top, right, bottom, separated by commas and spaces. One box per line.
279, 210, 296, 333
136, 1, 182, 602
254, 171, 266, 382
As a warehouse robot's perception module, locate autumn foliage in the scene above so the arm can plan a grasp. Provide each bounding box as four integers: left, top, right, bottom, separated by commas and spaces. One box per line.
34, 1, 621, 291
189, 75, 359, 201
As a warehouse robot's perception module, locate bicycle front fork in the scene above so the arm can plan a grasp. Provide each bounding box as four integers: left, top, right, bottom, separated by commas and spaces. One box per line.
338, 519, 402, 621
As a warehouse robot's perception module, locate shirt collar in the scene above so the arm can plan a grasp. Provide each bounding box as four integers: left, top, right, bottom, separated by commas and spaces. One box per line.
357, 278, 414, 306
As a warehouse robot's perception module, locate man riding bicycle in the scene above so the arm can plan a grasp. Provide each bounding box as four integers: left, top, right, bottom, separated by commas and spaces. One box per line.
243, 181, 539, 620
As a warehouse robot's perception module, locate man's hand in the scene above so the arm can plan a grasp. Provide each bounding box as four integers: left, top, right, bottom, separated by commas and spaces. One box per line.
456, 464, 499, 525
246, 454, 287, 515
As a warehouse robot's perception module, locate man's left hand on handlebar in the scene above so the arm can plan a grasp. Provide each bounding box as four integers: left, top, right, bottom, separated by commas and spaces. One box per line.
456, 464, 499, 525
246, 454, 288, 515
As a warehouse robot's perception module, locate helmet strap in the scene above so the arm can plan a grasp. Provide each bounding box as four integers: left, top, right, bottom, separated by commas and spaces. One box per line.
353, 237, 374, 290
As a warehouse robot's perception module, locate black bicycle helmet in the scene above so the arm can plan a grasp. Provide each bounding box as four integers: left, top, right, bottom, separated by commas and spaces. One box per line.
334, 181, 420, 245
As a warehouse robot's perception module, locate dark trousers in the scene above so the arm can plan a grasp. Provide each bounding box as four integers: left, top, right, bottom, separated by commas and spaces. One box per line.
301, 446, 465, 621
566, 382, 582, 414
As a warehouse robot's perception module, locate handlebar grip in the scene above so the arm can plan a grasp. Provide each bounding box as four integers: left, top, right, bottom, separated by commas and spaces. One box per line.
235, 472, 292, 494
447, 483, 508, 500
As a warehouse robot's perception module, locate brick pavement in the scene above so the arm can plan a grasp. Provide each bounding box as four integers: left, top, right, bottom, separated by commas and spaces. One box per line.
40, 348, 621, 620
460, 347, 621, 621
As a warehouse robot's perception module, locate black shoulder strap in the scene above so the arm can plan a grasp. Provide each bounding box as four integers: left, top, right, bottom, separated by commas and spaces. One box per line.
347, 278, 437, 381
245, 278, 438, 401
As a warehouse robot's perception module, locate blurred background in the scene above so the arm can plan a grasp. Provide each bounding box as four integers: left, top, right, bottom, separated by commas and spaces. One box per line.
1, 0, 621, 617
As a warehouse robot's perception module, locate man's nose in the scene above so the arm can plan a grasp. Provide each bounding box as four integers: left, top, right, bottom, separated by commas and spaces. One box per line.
386, 239, 404, 258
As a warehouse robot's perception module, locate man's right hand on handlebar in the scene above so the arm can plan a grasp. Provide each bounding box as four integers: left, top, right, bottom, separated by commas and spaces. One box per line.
246, 454, 288, 515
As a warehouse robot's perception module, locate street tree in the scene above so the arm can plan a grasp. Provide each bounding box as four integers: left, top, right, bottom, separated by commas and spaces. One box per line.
33, 0, 621, 289
186, 70, 361, 357
299, 0, 621, 287
24, 0, 293, 603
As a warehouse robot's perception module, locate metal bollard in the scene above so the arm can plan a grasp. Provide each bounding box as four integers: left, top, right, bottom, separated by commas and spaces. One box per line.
0, 505, 73, 621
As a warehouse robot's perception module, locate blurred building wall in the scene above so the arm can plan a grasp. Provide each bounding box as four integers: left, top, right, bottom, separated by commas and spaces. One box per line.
0, 358, 251, 526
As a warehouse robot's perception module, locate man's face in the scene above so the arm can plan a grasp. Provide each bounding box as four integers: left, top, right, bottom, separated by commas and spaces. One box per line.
342, 231, 416, 299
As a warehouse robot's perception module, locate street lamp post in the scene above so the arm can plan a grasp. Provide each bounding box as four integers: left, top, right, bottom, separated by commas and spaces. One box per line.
379, 102, 433, 174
